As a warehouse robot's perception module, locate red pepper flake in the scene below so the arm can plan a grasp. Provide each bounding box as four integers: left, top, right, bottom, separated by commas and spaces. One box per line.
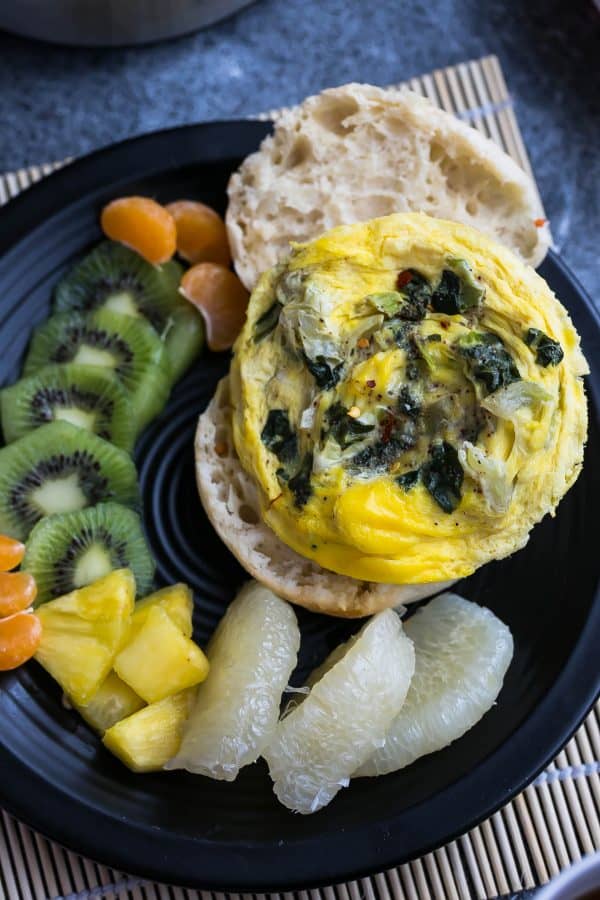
366, 379, 376, 388
215, 441, 228, 457
534, 218, 547, 227
440, 320, 449, 330
357, 337, 370, 349
396, 270, 413, 289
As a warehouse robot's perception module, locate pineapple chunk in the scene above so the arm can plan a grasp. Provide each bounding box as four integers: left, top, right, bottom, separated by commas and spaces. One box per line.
114, 605, 209, 703
103, 689, 195, 772
35, 569, 135, 705
131, 583, 193, 638
76, 671, 145, 733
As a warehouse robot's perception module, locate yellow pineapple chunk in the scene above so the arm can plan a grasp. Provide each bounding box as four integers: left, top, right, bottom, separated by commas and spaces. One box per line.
76, 671, 145, 733
114, 605, 209, 703
130, 583, 193, 638
35, 569, 135, 705
103, 689, 195, 772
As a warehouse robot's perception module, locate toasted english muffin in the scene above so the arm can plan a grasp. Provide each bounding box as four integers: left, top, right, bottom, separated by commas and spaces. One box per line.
226, 83, 550, 291
195, 376, 454, 617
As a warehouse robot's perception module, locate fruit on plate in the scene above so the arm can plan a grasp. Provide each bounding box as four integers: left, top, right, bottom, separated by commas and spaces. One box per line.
76, 670, 144, 733
179, 262, 249, 352
75, 583, 195, 731
0, 542, 41, 671
53, 241, 204, 382
0, 611, 42, 671
23, 503, 155, 604
114, 605, 209, 704
128, 582, 193, 639
24, 309, 172, 433
356, 593, 514, 777
166, 200, 231, 267
0, 534, 25, 570
0, 421, 140, 541
100, 196, 177, 266
103, 688, 196, 772
0, 571, 37, 617
1, 363, 135, 452
263, 609, 414, 814
54, 241, 179, 320
34, 569, 135, 705
166, 581, 300, 781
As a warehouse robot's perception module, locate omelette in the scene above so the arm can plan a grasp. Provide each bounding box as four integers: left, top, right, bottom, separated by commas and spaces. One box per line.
229, 213, 588, 586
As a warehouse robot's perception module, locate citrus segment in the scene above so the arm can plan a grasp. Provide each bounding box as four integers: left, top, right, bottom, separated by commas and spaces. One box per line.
264, 609, 415, 814
166, 200, 231, 266
0, 611, 42, 671
179, 263, 249, 351
166, 581, 300, 781
0, 572, 37, 617
357, 593, 513, 777
0, 535, 25, 571
100, 196, 176, 265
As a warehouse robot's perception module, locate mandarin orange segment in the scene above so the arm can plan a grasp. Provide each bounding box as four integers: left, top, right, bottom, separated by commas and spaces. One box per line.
0, 535, 25, 571
0, 612, 42, 671
0, 572, 37, 618
179, 263, 249, 351
100, 196, 177, 265
166, 200, 231, 267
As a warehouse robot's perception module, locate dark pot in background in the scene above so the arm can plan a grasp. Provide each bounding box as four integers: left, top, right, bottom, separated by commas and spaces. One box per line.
0, 0, 255, 46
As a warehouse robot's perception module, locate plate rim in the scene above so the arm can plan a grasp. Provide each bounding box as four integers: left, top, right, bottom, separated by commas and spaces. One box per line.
0, 120, 598, 892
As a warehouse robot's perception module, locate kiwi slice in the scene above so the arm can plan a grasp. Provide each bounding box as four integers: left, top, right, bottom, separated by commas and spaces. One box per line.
24, 309, 171, 433
23, 502, 155, 604
1, 363, 135, 452
54, 241, 204, 382
0, 420, 139, 541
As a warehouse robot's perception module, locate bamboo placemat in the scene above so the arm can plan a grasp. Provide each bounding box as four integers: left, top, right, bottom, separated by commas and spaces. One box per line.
0, 54, 598, 900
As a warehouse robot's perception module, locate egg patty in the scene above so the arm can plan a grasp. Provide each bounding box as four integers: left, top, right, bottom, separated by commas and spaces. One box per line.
230, 213, 588, 584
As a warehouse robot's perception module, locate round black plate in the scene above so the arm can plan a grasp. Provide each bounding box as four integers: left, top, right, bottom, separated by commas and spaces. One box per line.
0, 122, 598, 892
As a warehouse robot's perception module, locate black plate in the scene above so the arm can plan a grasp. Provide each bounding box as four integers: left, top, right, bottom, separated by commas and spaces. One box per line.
0, 122, 598, 892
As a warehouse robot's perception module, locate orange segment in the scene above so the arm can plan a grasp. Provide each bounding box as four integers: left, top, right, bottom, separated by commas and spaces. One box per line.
166, 200, 231, 267
179, 263, 249, 352
100, 196, 176, 265
0, 572, 37, 618
0, 535, 25, 571
0, 612, 42, 671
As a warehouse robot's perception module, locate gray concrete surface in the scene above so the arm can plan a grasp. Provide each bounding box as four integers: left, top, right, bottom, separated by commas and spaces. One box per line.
0, 0, 598, 297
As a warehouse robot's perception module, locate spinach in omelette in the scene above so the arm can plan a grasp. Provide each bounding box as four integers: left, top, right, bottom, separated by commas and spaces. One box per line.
230, 213, 588, 585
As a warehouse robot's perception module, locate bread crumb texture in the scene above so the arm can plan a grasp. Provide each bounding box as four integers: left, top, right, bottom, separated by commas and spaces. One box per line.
226, 83, 549, 290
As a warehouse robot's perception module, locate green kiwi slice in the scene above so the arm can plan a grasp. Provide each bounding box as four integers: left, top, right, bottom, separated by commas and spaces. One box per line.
0, 421, 139, 541
23, 309, 171, 433
1, 363, 135, 452
23, 502, 155, 604
54, 241, 204, 382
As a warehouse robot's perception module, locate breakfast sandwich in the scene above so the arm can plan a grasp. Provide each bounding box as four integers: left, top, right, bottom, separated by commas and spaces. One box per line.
196, 85, 587, 618
197, 213, 588, 616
